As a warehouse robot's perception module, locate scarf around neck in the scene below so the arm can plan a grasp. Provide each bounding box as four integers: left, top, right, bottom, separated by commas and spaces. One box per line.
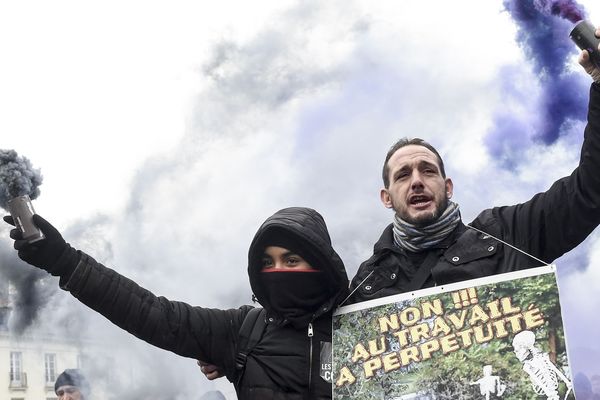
393, 201, 461, 252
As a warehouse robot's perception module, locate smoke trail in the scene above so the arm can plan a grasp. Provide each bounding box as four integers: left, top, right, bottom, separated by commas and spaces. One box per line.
0, 149, 43, 210
486, 0, 589, 168
534, 0, 585, 22
0, 149, 47, 334
0, 240, 55, 334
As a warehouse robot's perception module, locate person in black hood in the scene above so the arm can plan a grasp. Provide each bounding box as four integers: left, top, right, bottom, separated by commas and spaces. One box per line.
4, 207, 349, 400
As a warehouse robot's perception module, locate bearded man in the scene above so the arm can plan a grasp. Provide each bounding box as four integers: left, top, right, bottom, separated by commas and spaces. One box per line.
348, 40, 600, 303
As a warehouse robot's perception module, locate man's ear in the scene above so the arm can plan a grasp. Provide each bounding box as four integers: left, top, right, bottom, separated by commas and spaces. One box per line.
445, 178, 454, 199
380, 188, 393, 209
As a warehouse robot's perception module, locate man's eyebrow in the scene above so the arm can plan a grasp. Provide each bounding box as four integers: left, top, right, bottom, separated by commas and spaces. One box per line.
391, 160, 439, 178
393, 165, 411, 176
417, 160, 439, 170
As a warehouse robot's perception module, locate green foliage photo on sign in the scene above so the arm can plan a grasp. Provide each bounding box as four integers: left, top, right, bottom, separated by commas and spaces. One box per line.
333, 266, 574, 400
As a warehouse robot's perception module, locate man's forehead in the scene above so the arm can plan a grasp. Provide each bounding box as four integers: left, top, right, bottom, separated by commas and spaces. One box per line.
388, 145, 440, 168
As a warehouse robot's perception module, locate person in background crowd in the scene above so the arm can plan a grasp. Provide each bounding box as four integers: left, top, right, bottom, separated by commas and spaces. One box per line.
55, 369, 89, 400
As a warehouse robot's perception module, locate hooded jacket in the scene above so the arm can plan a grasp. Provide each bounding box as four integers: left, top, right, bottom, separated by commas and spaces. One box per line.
60, 207, 349, 400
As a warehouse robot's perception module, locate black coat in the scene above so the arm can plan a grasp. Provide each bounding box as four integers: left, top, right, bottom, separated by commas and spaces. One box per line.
349, 82, 600, 304
60, 207, 349, 400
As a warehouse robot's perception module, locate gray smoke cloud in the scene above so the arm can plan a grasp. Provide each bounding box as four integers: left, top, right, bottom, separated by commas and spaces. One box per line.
0, 149, 49, 334
0, 149, 43, 210
200, 391, 227, 400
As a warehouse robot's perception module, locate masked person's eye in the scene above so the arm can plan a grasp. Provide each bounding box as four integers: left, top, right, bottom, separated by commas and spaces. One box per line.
261, 258, 274, 269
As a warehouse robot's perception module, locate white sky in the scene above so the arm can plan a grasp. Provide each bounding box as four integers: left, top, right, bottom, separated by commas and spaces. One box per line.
1, 0, 600, 398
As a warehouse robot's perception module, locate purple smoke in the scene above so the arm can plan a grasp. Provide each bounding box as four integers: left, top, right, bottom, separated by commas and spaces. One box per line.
486, 0, 589, 168
534, 0, 585, 23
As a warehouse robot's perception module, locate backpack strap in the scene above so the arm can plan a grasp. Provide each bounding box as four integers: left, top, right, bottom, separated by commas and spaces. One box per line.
234, 307, 267, 386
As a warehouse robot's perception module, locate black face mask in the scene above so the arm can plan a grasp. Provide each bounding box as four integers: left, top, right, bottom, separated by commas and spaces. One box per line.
260, 271, 333, 326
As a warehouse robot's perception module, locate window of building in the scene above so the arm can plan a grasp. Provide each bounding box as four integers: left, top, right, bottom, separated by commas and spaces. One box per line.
10, 351, 24, 386
45, 353, 57, 384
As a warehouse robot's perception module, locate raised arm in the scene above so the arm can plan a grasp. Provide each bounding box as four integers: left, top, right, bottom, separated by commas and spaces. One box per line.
3, 214, 247, 376
484, 29, 600, 263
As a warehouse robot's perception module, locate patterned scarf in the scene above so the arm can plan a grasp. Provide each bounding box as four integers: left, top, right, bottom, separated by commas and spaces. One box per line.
393, 201, 461, 252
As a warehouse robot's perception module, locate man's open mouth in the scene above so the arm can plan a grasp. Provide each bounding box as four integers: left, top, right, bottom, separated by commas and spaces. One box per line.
409, 195, 432, 207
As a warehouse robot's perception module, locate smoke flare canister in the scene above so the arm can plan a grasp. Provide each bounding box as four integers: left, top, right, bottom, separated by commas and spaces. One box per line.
7, 195, 45, 243
570, 20, 600, 69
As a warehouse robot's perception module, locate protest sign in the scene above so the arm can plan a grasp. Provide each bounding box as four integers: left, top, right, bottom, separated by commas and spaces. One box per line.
333, 266, 574, 399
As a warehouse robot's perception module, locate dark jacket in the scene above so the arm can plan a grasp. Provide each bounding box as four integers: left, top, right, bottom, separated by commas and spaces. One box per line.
349, 82, 600, 304
60, 207, 349, 400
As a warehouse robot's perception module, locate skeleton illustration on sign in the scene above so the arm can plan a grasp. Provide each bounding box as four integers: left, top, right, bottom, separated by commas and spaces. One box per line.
470, 365, 506, 399
512, 330, 573, 400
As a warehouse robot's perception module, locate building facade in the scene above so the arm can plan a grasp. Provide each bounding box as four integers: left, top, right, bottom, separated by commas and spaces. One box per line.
0, 282, 84, 400
0, 329, 82, 400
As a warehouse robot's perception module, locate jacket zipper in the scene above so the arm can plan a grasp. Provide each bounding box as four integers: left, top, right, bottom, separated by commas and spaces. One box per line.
308, 322, 314, 396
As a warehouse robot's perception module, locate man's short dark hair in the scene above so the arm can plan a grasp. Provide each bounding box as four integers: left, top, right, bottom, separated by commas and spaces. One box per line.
382, 138, 446, 188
